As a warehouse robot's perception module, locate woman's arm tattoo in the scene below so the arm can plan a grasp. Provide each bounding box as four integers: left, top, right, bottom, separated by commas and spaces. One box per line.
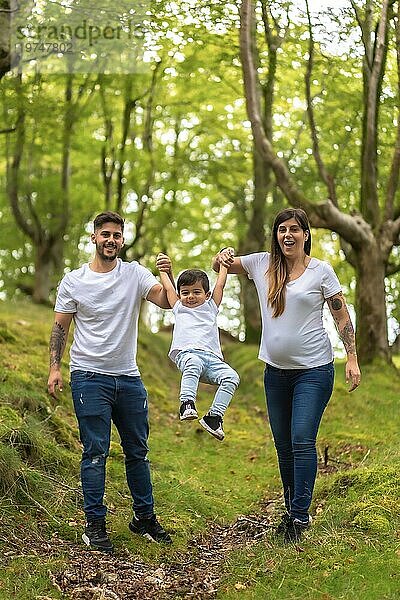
49, 321, 67, 367
338, 319, 357, 355
329, 296, 343, 311
327, 293, 357, 355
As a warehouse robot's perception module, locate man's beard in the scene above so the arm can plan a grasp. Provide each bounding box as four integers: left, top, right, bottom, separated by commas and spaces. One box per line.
97, 243, 119, 261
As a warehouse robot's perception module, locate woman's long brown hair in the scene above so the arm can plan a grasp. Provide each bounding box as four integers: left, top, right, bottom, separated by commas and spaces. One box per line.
267, 208, 311, 317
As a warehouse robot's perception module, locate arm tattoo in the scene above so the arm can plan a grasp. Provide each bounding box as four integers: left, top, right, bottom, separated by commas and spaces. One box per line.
327, 293, 343, 311
49, 322, 67, 367
338, 319, 356, 355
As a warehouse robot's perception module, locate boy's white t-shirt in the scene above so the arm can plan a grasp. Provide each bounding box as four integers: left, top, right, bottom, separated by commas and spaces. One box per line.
240, 253, 342, 369
168, 298, 223, 362
55, 258, 159, 376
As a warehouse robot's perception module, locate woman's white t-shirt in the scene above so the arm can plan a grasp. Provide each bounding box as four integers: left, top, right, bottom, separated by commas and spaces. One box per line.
55, 259, 158, 376
240, 253, 342, 369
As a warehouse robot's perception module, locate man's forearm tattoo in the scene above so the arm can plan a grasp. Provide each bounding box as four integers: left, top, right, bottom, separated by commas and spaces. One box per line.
49, 322, 66, 367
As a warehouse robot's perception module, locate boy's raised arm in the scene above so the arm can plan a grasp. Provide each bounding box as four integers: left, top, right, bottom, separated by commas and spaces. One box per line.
212, 263, 228, 307
156, 253, 179, 307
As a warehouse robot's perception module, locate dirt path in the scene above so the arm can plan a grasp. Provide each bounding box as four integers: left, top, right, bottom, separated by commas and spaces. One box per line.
46, 499, 281, 599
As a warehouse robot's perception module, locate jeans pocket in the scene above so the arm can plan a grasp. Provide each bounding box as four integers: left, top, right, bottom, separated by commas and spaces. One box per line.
71, 370, 96, 381
70, 371, 96, 398
313, 364, 334, 400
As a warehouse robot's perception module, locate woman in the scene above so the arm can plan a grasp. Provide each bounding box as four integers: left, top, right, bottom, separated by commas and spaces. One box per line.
214, 208, 361, 543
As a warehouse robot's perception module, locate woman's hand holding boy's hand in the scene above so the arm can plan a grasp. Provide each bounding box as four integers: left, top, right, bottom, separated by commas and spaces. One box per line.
218, 247, 235, 269
156, 253, 172, 273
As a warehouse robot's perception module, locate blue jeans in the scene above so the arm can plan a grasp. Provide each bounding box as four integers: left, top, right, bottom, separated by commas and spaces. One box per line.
175, 349, 240, 417
264, 362, 334, 522
70, 371, 154, 521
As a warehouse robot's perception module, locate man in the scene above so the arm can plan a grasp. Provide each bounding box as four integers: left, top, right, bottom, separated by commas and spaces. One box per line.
47, 211, 172, 553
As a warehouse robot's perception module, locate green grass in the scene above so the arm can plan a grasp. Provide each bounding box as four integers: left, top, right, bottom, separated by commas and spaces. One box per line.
0, 298, 399, 599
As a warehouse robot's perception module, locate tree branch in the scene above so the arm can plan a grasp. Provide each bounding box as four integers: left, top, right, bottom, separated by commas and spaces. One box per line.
304, 0, 338, 206
392, 215, 400, 242
99, 80, 116, 210
385, 1, 400, 220
350, 0, 373, 71
339, 239, 357, 269
6, 77, 36, 241
386, 261, 400, 276
360, 0, 390, 225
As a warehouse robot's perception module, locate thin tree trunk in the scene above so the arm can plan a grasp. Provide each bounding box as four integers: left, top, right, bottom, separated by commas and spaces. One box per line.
354, 245, 390, 362
7, 74, 76, 302
239, 147, 269, 343
32, 243, 53, 304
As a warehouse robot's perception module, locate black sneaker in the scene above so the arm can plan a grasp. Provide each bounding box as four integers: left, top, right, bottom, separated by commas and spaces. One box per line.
179, 400, 198, 421
275, 512, 291, 535
82, 519, 114, 553
284, 516, 312, 544
199, 413, 224, 441
129, 514, 172, 544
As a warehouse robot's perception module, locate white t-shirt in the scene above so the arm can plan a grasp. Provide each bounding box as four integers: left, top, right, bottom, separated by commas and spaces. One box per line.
54, 258, 159, 376
168, 298, 223, 362
240, 253, 342, 369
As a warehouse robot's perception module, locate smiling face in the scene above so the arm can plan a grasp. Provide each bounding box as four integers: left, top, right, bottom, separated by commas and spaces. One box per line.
91, 222, 124, 262
276, 217, 309, 260
178, 280, 211, 308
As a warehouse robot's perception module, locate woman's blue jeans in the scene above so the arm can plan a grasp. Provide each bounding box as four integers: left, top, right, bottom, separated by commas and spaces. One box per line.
264, 362, 334, 522
70, 371, 154, 522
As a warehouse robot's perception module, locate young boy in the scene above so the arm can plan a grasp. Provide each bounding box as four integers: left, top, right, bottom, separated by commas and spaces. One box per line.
156, 252, 240, 441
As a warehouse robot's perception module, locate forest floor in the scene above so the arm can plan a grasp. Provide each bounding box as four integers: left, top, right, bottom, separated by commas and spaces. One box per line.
1, 300, 399, 600
45, 500, 281, 600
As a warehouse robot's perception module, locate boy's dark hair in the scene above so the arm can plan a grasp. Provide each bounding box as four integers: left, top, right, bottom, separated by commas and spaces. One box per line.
93, 211, 124, 233
177, 269, 210, 294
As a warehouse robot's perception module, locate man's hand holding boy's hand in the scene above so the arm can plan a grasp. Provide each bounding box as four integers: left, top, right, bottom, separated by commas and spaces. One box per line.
156, 253, 172, 273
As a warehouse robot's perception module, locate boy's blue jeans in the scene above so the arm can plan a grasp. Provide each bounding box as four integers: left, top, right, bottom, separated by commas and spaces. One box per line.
175, 349, 240, 417
70, 370, 154, 522
264, 362, 334, 522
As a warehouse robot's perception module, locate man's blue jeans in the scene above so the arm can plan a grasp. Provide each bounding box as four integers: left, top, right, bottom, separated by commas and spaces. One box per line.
175, 349, 240, 417
264, 362, 334, 522
70, 371, 154, 522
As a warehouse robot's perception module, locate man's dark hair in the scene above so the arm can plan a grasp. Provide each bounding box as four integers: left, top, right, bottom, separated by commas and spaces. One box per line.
93, 211, 124, 233
177, 269, 210, 294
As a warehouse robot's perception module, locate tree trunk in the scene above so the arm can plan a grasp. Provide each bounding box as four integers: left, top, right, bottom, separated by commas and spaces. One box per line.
0, 0, 12, 81
237, 1, 286, 343
354, 244, 390, 362
0, 1, 36, 80
32, 243, 53, 304
239, 146, 269, 343
6, 74, 77, 303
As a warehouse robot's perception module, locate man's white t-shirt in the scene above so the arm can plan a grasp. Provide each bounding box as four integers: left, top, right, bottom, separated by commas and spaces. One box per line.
55, 258, 159, 376
168, 298, 223, 362
240, 253, 342, 369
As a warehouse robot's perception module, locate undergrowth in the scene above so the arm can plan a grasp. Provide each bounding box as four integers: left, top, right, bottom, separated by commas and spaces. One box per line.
0, 298, 399, 599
